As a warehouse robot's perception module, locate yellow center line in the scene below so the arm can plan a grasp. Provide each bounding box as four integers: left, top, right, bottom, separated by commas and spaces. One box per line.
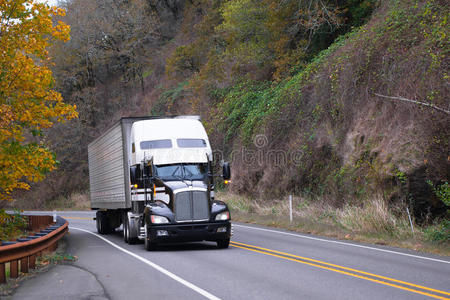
230, 241, 450, 300
231, 241, 450, 296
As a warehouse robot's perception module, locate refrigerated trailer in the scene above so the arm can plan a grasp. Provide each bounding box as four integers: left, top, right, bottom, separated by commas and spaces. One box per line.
88, 116, 232, 250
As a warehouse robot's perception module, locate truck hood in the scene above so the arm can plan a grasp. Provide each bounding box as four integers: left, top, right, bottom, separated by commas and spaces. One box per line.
162, 180, 208, 193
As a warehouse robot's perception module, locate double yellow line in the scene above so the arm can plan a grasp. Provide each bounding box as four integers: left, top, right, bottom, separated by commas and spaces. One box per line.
230, 241, 450, 300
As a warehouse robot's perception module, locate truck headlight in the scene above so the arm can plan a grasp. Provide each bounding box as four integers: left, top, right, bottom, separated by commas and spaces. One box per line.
215, 211, 230, 221
151, 215, 169, 224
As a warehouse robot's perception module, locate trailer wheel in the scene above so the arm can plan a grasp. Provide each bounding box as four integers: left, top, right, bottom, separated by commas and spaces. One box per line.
216, 238, 230, 249
96, 211, 109, 234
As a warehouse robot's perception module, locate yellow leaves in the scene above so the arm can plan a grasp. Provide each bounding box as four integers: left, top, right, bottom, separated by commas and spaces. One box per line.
0, 0, 77, 201
52, 6, 66, 17
53, 20, 71, 42
0, 105, 13, 127
0, 143, 57, 201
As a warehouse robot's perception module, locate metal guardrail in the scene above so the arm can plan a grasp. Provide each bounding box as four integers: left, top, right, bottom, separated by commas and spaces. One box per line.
0, 215, 68, 283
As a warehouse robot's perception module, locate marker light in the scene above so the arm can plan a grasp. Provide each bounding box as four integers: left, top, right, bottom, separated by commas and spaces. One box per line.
151, 215, 169, 224
134, 184, 138, 188
157, 230, 169, 236
217, 227, 227, 233
224, 180, 230, 185
215, 211, 230, 221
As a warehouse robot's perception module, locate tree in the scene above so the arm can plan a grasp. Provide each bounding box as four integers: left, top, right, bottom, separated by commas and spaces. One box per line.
216, 0, 272, 75
0, 0, 77, 202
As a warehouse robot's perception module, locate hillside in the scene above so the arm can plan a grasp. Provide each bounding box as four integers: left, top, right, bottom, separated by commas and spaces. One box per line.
10, 0, 448, 239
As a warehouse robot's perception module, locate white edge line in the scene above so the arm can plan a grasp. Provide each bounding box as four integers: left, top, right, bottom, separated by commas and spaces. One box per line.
70, 227, 221, 300
234, 224, 450, 264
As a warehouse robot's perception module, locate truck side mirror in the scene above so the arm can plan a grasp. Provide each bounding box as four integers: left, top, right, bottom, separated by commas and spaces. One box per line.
144, 164, 151, 177
130, 166, 138, 185
222, 162, 231, 180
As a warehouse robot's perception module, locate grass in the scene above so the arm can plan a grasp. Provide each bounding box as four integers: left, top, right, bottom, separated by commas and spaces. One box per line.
219, 191, 450, 256
37, 252, 77, 266
5, 263, 9, 279
44, 192, 90, 211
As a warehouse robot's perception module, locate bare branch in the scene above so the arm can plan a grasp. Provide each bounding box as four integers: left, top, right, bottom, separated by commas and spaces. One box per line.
374, 93, 450, 115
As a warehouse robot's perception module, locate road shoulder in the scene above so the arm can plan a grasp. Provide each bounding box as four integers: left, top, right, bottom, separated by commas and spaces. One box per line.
9, 264, 107, 300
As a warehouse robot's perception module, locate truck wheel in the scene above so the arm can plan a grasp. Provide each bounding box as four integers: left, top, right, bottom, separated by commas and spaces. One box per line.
217, 238, 230, 249
123, 214, 137, 244
96, 215, 101, 234
96, 211, 109, 235
123, 215, 129, 243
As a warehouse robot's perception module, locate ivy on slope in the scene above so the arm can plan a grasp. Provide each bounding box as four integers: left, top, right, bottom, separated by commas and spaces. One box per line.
212, 30, 356, 146
214, 0, 448, 151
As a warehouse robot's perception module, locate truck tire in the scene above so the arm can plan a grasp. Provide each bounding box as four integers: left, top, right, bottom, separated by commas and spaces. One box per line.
123, 214, 129, 243
216, 238, 230, 249
123, 213, 137, 244
96, 211, 109, 235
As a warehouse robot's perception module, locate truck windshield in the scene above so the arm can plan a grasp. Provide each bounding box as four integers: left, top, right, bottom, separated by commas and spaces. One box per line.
154, 163, 208, 181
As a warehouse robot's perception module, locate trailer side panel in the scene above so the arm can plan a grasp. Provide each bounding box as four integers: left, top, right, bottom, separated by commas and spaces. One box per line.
88, 123, 127, 209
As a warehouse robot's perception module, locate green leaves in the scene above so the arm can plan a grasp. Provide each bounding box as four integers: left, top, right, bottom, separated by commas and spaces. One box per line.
427, 180, 450, 206
0, 209, 28, 241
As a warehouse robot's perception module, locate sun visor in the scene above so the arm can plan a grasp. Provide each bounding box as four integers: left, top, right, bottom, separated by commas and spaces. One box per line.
145, 148, 210, 165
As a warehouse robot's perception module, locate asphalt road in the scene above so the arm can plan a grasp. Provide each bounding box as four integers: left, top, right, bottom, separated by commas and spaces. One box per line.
12, 211, 450, 299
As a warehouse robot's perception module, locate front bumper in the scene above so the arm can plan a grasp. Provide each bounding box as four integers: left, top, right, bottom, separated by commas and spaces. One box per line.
147, 221, 231, 243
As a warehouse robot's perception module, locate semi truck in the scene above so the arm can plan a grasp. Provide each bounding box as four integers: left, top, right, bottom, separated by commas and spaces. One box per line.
88, 116, 232, 250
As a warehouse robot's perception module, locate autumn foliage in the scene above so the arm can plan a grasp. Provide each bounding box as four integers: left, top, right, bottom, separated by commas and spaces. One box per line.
0, 0, 77, 201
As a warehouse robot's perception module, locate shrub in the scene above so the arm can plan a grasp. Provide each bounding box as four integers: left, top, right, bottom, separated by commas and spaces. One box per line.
427, 181, 450, 206
0, 209, 28, 241
424, 219, 450, 243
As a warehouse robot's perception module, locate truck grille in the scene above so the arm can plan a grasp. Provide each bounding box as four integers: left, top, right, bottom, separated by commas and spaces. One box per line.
174, 191, 209, 222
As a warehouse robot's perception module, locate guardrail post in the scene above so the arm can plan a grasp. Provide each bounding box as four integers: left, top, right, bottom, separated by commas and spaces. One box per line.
20, 257, 28, 273
29, 255, 36, 269
0, 263, 5, 283
32, 215, 38, 231
10, 260, 18, 278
